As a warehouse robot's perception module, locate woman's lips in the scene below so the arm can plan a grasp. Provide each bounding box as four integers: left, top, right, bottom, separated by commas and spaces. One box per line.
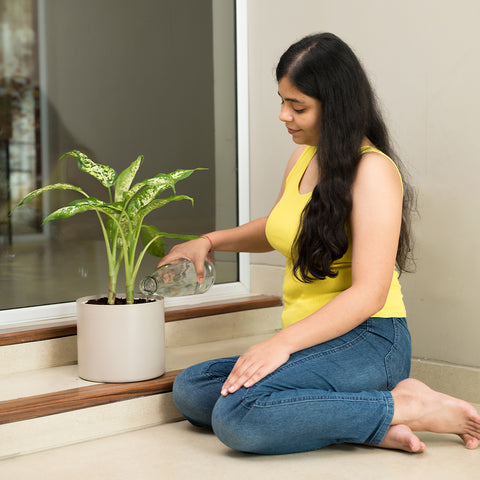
287, 128, 300, 134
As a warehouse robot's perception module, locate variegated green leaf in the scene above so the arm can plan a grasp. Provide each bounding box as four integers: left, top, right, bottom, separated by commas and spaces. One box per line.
43, 198, 122, 223
114, 155, 144, 202
154, 231, 201, 241
126, 169, 204, 215
106, 215, 131, 249
170, 168, 205, 183
60, 150, 117, 188
122, 182, 144, 202
124, 174, 175, 212
10, 183, 87, 214
124, 173, 175, 203
136, 195, 193, 222
140, 225, 167, 257
141, 225, 200, 258
142, 224, 200, 240
145, 174, 177, 189
169, 168, 207, 193
105, 216, 117, 247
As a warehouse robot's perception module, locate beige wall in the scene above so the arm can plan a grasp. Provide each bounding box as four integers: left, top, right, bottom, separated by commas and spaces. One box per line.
247, 0, 480, 368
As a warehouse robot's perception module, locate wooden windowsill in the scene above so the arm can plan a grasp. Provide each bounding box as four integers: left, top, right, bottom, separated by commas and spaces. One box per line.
0, 295, 282, 347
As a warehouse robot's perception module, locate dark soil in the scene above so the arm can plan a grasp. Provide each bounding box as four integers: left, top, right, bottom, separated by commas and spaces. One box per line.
86, 297, 154, 305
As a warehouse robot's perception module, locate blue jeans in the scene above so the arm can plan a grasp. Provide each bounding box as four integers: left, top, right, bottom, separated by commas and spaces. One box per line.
173, 317, 411, 455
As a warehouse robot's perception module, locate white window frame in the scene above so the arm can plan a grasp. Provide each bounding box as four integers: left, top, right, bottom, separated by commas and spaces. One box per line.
0, 0, 250, 326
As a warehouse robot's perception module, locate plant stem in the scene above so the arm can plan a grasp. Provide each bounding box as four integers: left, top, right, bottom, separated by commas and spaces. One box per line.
96, 211, 118, 304
108, 277, 116, 304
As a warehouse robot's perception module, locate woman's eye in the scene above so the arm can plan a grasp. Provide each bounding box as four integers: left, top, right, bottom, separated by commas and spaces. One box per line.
293, 108, 305, 114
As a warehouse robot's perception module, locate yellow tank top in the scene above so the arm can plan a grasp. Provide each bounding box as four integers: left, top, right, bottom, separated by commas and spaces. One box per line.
265, 145, 406, 328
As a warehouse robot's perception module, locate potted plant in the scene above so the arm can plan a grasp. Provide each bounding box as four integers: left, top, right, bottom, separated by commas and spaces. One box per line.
11, 150, 203, 382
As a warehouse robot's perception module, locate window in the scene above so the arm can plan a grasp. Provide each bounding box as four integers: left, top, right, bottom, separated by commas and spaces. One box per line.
0, 0, 248, 324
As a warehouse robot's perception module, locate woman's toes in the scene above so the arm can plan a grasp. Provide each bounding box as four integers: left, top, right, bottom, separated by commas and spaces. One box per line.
379, 424, 426, 453
460, 433, 479, 449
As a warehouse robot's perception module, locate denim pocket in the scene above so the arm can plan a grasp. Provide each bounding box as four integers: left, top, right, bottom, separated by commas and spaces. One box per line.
384, 318, 411, 390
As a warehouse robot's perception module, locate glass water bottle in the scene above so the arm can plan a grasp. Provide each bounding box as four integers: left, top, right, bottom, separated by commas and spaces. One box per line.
139, 258, 215, 297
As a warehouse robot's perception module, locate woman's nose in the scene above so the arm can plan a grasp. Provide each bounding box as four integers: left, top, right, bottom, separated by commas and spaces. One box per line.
279, 105, 293, 123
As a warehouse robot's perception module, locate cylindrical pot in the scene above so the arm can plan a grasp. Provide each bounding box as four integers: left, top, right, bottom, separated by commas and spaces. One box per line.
76, 295, 165, 382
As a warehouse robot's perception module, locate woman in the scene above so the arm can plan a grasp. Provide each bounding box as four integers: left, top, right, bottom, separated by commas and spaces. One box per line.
161, 33, 480, 454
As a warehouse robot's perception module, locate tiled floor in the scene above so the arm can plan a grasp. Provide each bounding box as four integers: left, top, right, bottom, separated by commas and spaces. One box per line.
1, 418, 479, 480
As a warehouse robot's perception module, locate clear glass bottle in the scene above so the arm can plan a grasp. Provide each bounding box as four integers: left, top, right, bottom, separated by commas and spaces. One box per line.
139, 258, 215, 297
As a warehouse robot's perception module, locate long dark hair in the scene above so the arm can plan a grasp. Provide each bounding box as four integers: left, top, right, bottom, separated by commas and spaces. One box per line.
276, 33, 415, 282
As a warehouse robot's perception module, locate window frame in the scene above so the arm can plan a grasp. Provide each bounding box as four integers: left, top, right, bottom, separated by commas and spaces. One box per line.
0, 0, 250, 326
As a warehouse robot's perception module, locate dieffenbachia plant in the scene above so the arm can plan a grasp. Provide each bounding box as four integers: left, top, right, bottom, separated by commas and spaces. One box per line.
11, 150, 203, 304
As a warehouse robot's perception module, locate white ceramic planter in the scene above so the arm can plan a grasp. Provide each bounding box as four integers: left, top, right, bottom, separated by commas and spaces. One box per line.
76, 295, 165, 383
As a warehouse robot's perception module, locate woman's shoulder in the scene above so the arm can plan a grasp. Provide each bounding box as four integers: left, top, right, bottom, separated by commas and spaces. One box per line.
284, 145, 315, 178
287, 145, 308, 168
356, 146, 403, 193
273, 145, 315, 205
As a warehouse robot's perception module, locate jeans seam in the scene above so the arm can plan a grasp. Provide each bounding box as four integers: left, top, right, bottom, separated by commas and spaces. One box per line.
384, 319, 397, 390
384, 318, 410, 390
247, 393, 394, 409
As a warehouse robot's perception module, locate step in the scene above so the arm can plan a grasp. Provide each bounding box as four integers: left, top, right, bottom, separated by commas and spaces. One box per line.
0, 295, 283, 376
0, 296, 282, 459
0, 333, 274, 459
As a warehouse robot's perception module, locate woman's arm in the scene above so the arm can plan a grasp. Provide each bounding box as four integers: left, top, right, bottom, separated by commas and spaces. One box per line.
202, 217, 273, 253
156, 218, 272, 282
158, 146, 306, 281
221, 151, 404, 395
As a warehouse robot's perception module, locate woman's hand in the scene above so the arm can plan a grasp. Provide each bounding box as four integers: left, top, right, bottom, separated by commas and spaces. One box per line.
157, 237, 211, 283
221, 337, 291, 396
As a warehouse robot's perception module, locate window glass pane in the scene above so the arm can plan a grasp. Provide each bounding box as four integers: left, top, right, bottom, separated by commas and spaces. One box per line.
0, 0, 238, 311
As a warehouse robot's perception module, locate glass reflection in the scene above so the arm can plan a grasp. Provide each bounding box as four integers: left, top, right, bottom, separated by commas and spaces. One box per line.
0, 0, 238, 310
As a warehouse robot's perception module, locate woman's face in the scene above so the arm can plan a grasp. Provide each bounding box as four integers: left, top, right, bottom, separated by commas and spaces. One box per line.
278, 76, 322, 146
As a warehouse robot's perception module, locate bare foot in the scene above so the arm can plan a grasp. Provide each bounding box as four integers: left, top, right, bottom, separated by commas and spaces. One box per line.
391, 378, 480, 448
378, 424, 426, 453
